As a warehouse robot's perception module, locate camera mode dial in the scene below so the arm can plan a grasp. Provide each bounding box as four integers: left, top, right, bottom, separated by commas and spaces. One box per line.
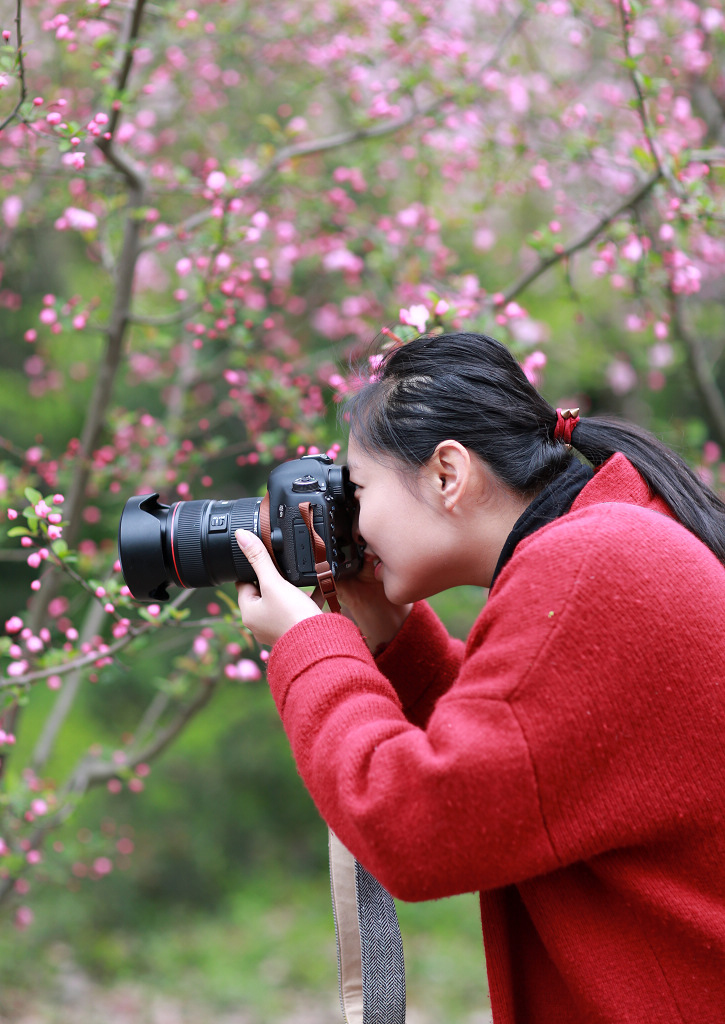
291, 474, 320, 492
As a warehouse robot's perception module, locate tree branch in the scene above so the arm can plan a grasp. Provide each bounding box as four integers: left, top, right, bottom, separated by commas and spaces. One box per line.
500, 170, 662, 305
669, 293, 725, 450
0, 677, 218, 907
4, 591, 192, 691
0, 0, 28, 133
140, 12, 527, 253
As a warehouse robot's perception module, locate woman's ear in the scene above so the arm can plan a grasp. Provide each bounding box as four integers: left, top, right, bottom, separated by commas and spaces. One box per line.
427, 440, 471, 510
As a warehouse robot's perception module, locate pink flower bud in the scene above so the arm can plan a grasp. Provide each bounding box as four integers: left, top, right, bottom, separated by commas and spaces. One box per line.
93, 856, 113, 875
24, 329, 37, 342
5, 616, 23, 634
7, 508, 17, 520
15, 906, 33, 930
47, 675, 62, 690
27, 552, 42, 569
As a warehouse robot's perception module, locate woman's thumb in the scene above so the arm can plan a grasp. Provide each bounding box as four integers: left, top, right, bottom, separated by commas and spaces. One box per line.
235, 529, 276, 586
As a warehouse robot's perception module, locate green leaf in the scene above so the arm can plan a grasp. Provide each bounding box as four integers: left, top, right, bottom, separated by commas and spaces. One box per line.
7, 526, 31, 537
51, 539, 69, 558
215, 589, 241, 616
24, 487, 42, 506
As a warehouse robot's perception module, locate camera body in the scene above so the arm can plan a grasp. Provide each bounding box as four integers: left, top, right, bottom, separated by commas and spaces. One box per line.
118, 454, 363, 603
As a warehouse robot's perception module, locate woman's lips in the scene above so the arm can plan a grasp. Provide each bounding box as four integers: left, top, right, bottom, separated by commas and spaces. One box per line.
373, 558, 383, 581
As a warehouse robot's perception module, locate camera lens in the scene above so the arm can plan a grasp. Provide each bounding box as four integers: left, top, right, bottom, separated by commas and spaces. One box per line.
118, 493, 261, 602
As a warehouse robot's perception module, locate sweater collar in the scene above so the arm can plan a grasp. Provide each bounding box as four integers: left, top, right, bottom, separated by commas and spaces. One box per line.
490, 459, 594, 590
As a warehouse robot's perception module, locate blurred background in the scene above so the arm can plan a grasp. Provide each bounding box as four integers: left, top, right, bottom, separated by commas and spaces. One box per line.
0, 0, 723, 1019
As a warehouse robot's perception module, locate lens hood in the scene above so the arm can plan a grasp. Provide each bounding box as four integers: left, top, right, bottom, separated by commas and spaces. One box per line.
118, 493, 172, 602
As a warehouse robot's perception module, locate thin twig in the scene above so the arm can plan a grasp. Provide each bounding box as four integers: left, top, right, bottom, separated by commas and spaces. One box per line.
618, 0, 684, 198
126, 302, 203, 326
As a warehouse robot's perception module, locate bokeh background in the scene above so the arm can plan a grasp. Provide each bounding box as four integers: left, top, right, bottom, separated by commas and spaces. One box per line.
1, 0, 723, 1019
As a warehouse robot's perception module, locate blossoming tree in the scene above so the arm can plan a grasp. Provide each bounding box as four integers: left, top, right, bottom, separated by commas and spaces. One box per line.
1, 0, 724, 927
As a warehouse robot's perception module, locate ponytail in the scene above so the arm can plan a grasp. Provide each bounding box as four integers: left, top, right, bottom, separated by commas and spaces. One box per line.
345, 332, 725, 566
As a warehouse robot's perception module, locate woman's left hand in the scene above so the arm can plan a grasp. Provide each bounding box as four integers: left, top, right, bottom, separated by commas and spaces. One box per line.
235, 529, 323, 646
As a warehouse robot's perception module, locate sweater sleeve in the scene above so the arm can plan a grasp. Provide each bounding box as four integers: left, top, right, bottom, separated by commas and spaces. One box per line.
266, 610, 556, 902
374, 600, 466, 727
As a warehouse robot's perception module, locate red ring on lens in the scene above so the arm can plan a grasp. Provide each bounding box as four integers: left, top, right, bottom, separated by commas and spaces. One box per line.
169, 501, 188, 588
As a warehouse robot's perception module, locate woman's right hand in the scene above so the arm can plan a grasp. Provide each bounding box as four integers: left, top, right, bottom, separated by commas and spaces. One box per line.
332, 555, 413, 652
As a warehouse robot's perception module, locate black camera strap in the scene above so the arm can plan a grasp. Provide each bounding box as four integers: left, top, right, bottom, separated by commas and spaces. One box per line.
298, 501, 342, 614
329, 829, 406, 1024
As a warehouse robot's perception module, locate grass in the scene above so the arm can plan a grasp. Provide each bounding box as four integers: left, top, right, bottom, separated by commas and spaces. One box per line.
1, 873, 490, 1022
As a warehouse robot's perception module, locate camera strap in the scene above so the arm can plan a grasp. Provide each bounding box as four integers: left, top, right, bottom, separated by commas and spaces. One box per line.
298, 501, 342, 614
329, 829, 406, 1024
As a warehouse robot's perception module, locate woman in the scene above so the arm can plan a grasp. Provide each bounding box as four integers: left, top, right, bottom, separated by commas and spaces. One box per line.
235, 332, 725, 1024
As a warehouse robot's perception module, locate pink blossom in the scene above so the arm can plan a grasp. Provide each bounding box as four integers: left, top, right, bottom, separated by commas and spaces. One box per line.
31, 799, 47, 816
621, 235, 643, 262
193, 636, 209, 657
60, 207, 98, 232
93, 856, 113, 875
2, 196, 22, 229
47, 675, 62, 690
521, 351, 547, 385
15, 907, 33, 930
206, 170, 227, 192
607, 358, 637, 395
399, 305, 429, 333
39, 308, 57, 325
234, 659, 262, 681
62, 152, 86, 171
703, 441, 721, 465
323, 248, 364, 275
7, 509, 18, 520
649, 342, 674, 368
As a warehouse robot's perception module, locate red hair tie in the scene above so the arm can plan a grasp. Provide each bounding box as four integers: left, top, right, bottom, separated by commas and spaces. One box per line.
554, 407, 580, 446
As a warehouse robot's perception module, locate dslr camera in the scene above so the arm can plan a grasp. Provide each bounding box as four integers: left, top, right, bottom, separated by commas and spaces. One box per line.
118, 454, 363, 603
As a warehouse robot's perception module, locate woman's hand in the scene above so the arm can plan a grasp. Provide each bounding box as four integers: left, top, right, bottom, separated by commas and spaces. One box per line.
335, 556, 413, 652
235, 529, 322, 646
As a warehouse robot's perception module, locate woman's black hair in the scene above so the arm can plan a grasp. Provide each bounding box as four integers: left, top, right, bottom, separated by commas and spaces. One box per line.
344, 332, 725, 565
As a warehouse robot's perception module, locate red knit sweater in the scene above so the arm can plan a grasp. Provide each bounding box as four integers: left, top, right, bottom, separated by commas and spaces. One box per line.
267, 454, 725, 1023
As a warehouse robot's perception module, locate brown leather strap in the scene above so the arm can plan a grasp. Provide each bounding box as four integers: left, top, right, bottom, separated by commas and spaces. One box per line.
299, 501, 342, 614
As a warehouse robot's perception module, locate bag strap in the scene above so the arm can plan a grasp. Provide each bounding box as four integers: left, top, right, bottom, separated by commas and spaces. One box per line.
299, 501, 342, 613
329, 829, 407, 1024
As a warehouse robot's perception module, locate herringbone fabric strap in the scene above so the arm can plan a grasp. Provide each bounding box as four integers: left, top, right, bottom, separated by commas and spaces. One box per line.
356, 860, 406, 1023
329, 829, 406, 1024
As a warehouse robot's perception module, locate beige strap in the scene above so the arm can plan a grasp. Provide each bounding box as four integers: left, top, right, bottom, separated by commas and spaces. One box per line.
329, 830, 364, 1023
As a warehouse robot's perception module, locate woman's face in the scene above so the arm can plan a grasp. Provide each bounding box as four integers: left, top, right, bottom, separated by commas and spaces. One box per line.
346, 435, 530, 600
346, 437, 450, 605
